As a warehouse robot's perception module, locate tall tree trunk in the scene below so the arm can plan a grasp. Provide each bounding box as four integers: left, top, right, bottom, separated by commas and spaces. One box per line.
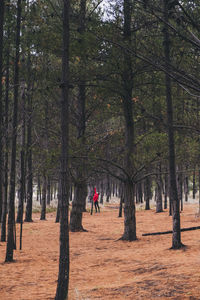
1, 3, 10, 241
0, 0, 5, 221
24, 55, 33, 222
121, 0, 136, 241
55, 0, 70, 298
163, 0, 183, 249
5, 0, 22, 262
69, 0, 87, 232
16, 81, 26, 224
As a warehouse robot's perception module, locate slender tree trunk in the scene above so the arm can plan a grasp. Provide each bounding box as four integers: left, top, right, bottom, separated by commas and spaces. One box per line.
106, 174, 111, 202
0, 0, 5, 221
184, 172, 189, 202
40, 174, 47, 220
164, 171, 168, 209
145, 176, 151, 210
24, 55, 33, 222
47, 176, 51, 205
37, 175, 42, 203
16, 81, 26, 224
55, 179, 61, 223
199, 170, 200, 214
1, 6, 10, 241
137, 182, 143, 203
5, 0, 22, 262
192, 169, 196, 199
177, 167, 183, 211
119, 183, 124, 217
100, 181, 104, 204
163, 0, 183, 249
55, 0, 70, 298
156, 163, 163, 213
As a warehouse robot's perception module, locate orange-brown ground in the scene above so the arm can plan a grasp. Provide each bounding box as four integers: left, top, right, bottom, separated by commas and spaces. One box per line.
0, 201, 200, 300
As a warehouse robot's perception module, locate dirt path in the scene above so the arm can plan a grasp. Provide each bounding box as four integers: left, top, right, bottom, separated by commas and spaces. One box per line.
0, 202, 200, 299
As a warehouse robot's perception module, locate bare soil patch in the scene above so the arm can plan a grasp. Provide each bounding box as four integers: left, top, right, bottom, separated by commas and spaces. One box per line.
0, 202, 200, 299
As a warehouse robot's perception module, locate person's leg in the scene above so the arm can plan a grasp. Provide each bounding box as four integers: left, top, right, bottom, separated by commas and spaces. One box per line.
94, 202, 98, 212
97, 201, 100, 212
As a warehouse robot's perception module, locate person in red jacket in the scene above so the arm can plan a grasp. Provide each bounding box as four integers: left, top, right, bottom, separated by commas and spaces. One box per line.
93, 187, 100, 213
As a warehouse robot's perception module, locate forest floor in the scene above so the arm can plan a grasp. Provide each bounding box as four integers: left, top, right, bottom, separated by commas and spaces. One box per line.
0, 199, 200, 300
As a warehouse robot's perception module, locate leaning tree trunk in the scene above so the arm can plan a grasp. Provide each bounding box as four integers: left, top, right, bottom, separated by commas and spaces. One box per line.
5, 0, 22, 262
163, 0, 183, 249
69, 0, 87, 232
120, 0, 136, 241
55, 0, 70, 298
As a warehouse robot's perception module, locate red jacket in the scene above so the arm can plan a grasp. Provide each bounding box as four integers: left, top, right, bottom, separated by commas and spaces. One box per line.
93, 187, 99, 202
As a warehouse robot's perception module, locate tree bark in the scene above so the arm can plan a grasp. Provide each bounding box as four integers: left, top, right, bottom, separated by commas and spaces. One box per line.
70, 180, 87, 231
192, 169, 196, 199
164, 171, 168, 209
24, 55, 33, 222
144, 176, 151, 210
156, 163, 163, 213
121, 180, 136, 241
5, 0, 22, 262
47, 176, 51, 205
120, 0, 136, 241
0, 0, 5, 221
40, 174, 47, 220
55, 0, 70, 298
16, 81, 26, 224
163, 0, 183, 249
1, 2, 10, 241
69, 0, 87, 232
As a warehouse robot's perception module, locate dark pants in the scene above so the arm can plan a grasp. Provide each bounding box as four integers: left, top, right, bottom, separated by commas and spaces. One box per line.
94, 201, 100, 212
